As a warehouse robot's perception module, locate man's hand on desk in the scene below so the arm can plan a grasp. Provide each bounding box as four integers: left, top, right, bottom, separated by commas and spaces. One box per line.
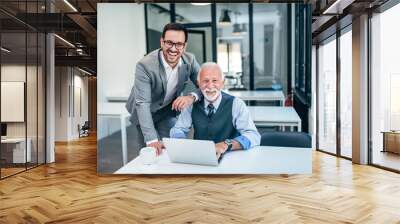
172, 95, 195, 111
147, 141, 165, 156
215, 142, 228, 159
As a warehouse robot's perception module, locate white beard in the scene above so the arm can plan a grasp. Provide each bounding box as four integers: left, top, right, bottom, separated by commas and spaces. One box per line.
201, 88, 221, 102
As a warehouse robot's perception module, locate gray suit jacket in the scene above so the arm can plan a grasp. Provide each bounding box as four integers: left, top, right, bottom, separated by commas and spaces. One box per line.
126, 49, 201, 142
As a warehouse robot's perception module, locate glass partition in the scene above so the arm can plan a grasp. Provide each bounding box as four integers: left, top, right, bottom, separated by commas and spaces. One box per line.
146, 3, 171, 52
253, 4, 288, 92
0, 1, 46, 179
1, 30, 28, 177
217, 3, 250, 90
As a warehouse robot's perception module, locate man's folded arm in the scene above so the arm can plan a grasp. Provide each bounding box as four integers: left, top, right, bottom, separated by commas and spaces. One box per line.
170, 106, 193, 139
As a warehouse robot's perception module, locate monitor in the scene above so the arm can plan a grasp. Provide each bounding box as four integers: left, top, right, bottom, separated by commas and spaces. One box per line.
1, 123, 7, 137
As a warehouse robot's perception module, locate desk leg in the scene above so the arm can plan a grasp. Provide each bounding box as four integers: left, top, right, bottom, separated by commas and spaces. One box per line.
120, 114, 128, 165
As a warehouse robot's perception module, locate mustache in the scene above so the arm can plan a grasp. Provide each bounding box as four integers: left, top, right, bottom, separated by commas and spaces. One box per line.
203, 88, 218, 92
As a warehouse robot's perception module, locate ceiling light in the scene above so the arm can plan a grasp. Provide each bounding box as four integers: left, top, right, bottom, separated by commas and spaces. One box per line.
191, 3, 211, 6
1, 47, 11, 53
78, 67, 92, 76
219, 10, 231, 26
63, 0, 78, 12
322, 0, 347, 15
54, 34, 75, 48
232, 23, 242, 35
241, 24, 247, 33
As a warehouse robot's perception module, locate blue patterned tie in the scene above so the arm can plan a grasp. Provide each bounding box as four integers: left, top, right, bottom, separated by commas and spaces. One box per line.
207, 104, 215, 119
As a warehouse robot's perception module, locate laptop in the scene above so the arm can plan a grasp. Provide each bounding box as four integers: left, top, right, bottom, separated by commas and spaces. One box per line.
162, 138, 223, 166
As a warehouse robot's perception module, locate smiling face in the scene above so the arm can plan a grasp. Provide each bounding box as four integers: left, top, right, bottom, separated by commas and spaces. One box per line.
160, 30, 186, 68
198, 65, 224, 102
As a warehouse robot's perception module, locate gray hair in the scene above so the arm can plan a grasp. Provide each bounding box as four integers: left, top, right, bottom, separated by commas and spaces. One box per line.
197, 62, 224, 82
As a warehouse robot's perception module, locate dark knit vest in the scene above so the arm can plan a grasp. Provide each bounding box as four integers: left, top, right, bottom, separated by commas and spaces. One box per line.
192, 92, 239, 143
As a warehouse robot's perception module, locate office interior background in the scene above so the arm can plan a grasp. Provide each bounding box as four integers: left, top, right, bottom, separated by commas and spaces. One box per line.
1, 0, 400, 222
97, 3, 311, 173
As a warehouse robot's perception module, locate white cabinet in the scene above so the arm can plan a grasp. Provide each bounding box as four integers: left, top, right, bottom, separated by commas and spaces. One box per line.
1, 138, 32, 163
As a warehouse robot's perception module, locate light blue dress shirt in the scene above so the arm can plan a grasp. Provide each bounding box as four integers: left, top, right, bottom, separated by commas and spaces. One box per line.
170, 92, 261, 149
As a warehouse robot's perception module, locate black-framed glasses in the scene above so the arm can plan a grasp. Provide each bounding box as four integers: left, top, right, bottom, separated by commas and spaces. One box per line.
163, 40, 186, 50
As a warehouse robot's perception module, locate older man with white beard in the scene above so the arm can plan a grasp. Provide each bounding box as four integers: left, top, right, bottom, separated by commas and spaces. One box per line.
169, 62, 260, 158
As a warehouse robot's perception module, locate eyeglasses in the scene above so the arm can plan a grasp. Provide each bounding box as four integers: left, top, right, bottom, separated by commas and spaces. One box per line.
163, 40, 185, 50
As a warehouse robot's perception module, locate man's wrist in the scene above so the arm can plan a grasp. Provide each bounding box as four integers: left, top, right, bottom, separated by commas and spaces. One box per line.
189, 92, 198, 102
146, 139, 159, 145
224, 139, 233, 152
190, 95, 196, 102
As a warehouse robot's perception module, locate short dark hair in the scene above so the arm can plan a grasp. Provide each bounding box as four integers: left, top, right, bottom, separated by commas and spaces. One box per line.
162, 23, 188, 43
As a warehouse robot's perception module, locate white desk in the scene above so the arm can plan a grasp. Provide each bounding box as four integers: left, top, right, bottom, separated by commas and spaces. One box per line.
248, 106, 302, 132
227, 90, 285, 106
1, 138, 31, 163
106, 96, 127, 102
115, 146, 312, 174
98, 103, 130, 165
107, 90, 286, 106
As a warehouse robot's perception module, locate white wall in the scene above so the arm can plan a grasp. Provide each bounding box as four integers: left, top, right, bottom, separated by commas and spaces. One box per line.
97, 3, 146, 140
97, 3, 146, 103
55, 67, 89, 141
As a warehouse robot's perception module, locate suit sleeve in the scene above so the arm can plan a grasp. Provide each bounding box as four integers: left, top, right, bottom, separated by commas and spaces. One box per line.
134, 62, 159, 142
183, 55, 203, 100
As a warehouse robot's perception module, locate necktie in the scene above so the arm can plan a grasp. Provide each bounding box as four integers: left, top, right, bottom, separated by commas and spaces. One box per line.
207, 104, 215, 118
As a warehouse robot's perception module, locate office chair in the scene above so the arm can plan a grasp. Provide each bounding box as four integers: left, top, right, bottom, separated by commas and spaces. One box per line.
79, 121, 90, 138
260, 131, 311, 148
228, 87, 247, 91
256, 84, 283, 91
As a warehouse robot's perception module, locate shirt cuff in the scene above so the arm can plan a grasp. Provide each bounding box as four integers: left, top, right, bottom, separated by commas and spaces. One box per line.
170, 132, 186, 139
146, 139, 159, 145
234, 136, 251, 150
189, 92, 199, 102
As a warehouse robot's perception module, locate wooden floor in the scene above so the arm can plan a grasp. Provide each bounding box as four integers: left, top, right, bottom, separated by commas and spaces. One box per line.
1, 135, 400, 223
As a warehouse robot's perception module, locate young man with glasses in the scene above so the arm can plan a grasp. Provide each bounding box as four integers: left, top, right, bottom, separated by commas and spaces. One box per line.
126, 23, 201, 156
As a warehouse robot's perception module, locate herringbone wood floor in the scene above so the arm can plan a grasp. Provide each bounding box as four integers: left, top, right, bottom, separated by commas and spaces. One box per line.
1, 135, 400, 224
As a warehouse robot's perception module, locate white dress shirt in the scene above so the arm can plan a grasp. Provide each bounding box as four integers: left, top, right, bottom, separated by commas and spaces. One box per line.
160, 51, 182, 105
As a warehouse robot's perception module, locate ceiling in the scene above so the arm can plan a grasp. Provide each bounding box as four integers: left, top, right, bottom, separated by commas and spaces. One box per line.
1, 0, 393, 74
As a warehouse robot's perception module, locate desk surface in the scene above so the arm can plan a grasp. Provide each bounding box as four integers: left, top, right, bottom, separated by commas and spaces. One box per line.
107, 90, 285, 103
248, 106, 301, 123
98, 103, 129, 116
1, 138, 28, 143
115, 146, 312, 174
227, 90, 285, 101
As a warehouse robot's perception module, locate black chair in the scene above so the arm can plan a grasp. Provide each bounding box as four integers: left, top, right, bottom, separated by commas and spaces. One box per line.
79, 121, 90, 138
255, 84, 282, 91
260, 131, 311, 148
228, 87, 247, 91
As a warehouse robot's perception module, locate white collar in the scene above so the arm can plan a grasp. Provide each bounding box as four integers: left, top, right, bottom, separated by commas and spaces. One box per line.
204, 92, 222, 111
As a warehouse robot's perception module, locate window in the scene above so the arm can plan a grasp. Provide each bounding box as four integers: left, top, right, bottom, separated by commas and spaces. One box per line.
317, 35, 337, 155
339, 27, 352, 158
371, 3, 400, 171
